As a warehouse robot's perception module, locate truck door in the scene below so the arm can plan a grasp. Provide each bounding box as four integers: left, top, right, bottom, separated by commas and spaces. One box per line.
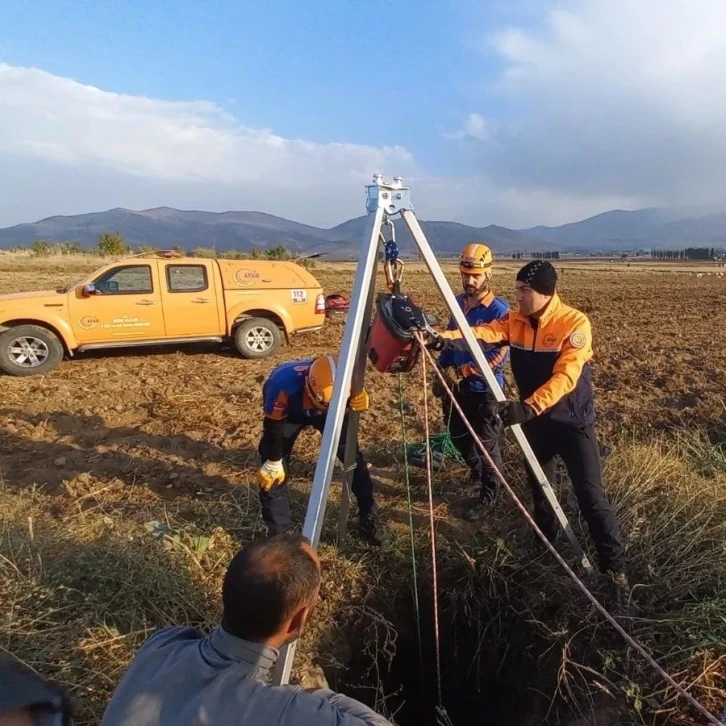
159, 260, 223, 336
68, 262, 165, 343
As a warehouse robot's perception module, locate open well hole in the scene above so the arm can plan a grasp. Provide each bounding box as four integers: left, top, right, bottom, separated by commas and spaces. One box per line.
315, 558, 625, 726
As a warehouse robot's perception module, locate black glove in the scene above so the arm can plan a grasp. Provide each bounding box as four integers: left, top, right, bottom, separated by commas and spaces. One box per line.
497, 401, 535, 426
432, 367, 458, 398
425, 332, 445, 351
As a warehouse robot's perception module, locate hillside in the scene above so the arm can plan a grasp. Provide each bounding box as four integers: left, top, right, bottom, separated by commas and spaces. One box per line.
1, 204, 726, 257
0, 207, 543, 257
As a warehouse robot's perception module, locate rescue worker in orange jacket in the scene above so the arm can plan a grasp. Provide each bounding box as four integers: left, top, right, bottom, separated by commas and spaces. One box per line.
430, 260, 626, 585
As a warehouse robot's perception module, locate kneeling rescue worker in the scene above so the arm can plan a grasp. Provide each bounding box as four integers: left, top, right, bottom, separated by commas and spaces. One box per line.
434, 243, 510, 521
257, 355, 389, 546
430, 260, 627, 594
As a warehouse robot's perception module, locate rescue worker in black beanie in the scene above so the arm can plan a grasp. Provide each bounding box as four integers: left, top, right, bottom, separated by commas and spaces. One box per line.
431, 260, 628, 601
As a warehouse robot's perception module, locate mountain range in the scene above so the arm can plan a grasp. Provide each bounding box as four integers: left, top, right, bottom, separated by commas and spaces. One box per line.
1, 205, 726, 257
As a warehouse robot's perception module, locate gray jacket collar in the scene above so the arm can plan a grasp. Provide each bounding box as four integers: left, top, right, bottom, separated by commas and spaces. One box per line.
205, 627, 279, 681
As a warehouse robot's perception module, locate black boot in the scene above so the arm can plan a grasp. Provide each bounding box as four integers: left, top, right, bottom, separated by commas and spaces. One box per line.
462, 497, 493, 522
606, 570, 631, 627
528, 525, 560, 553
464, 472, 481, 498
358, 506, 390, 546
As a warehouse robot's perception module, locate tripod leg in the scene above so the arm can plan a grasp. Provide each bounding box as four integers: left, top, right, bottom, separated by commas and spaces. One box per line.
271, 204, 385, 687
400, 209, 591, 572
338, 262, 378, 545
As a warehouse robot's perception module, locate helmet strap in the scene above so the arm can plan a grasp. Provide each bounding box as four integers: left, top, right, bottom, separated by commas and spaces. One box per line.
305, 376, 329, 410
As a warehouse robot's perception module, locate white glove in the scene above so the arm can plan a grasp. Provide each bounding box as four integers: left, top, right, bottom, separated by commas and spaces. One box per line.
258, 459, 285, 491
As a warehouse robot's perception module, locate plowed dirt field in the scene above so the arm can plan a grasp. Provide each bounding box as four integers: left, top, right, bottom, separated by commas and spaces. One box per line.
1, 257, 725, 725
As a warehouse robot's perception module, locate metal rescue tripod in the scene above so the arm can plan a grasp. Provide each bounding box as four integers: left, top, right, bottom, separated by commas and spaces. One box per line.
271, 174, 592, 687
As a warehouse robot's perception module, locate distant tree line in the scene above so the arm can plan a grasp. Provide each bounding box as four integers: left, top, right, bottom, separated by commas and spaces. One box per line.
650, 247, 718, 261
511, 251, 560, 260
189, 244, 294, 261
13, 235, 300, 262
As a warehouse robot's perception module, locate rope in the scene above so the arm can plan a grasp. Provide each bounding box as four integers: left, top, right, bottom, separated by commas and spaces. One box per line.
407, 384, 463, 468
420, 348, 446, 713
406, 428, 464, 469
412, 331, 722, 726
397, 374, 425, 691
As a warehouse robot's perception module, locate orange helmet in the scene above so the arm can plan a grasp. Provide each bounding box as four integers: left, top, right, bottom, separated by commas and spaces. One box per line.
305, 355, 339, 408
459, 243, 493, 274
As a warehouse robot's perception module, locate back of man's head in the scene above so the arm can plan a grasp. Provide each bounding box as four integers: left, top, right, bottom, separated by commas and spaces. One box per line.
221, 534, 321, 644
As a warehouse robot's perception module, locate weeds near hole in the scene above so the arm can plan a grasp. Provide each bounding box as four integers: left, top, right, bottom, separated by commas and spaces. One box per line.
1, 431, 725, 724
675, 427, 726, 478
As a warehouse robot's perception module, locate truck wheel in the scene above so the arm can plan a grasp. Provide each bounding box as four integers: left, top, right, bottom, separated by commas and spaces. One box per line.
234, 317, 282, 359
0, 325, 64, 376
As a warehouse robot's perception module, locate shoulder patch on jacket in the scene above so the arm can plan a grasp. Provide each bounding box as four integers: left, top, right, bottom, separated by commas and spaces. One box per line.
569, 331, 587, 349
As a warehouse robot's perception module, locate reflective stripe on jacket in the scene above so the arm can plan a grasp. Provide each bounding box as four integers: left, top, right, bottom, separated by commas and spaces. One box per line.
437, 291, 510, 394
440, 293, 596, 426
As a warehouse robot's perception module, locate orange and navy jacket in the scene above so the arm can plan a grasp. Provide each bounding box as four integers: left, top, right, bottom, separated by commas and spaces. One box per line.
262, 359, 323, 424
439, 294, 596, 426
438, 291, 510, 394
260, 359, 325, 461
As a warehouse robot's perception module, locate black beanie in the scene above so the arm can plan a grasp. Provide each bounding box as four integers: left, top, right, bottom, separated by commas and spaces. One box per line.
516, 260, 557, 295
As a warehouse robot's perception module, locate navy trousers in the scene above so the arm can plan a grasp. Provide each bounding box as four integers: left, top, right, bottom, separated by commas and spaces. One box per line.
258, 416, 375, 536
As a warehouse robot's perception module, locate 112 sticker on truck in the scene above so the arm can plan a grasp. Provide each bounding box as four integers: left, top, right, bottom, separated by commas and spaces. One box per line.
291, 289, 307, 304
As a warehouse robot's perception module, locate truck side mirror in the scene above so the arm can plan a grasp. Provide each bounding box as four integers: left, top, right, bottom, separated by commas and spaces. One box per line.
82, 283, 97, 297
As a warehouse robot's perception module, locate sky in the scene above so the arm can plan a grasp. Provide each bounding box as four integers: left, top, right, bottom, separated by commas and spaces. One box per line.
2, 0, 726, 229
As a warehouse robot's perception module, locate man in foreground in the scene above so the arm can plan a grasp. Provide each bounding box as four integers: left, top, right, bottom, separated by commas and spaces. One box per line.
430, 261, 627, 590
257, 355, 388, 545
434, 243, 510, 521
101, 534, 392, 726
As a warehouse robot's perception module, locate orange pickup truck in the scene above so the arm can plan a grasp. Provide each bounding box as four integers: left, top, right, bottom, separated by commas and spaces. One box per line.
0, 251, 327, 376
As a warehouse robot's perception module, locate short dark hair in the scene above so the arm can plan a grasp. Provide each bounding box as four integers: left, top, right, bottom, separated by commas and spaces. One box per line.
221, 534, 321, 642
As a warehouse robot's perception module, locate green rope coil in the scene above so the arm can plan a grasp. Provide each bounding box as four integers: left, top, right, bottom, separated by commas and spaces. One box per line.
404, 378, 465, 470
405, 409, 465, 470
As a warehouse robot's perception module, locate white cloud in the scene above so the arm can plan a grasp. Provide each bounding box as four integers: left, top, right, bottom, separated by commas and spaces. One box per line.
0, 61, 607, 230
413, 175, 641, 228
0, 63, 417, 227
444, 112, 489, 141
6, 3, 726, 237
468, 0, 726, 209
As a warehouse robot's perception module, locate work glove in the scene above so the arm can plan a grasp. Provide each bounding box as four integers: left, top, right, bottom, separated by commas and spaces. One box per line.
432, 367, 458, 398
425, 331, 445, 351
257, 459, 285, 492
348, 390, 370, 412
497, 401, 535, 427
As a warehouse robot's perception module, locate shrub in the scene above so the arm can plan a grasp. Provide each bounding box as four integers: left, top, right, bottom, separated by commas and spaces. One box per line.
98, 233, 128, 256
30, 240, 53, 256
265, 245, 291, 260
192, 247, 217, 259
